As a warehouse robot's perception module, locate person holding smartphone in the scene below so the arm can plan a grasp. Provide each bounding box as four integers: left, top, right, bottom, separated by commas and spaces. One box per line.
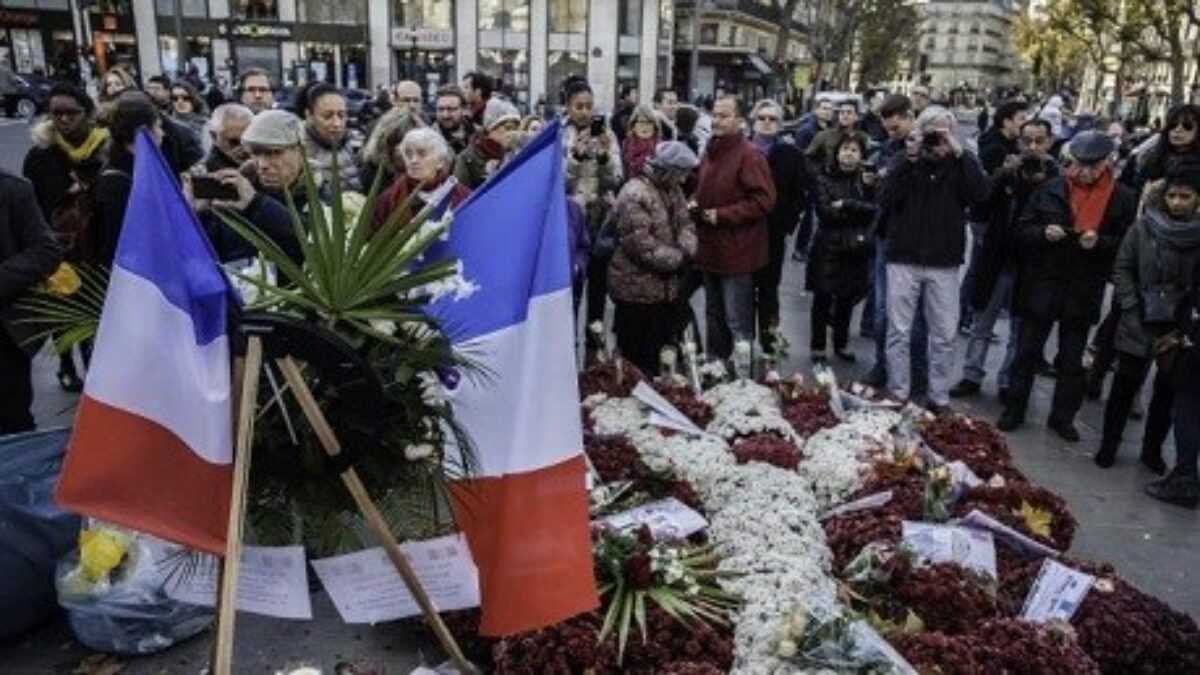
561, 77, 623, 360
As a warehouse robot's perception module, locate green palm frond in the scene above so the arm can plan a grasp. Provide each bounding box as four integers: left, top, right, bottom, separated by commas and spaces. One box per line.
16, 263, 109, 354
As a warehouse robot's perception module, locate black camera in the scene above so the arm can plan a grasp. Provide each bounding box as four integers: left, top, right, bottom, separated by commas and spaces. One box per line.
1019, 156, 1052, 176
921, 131, 944, 149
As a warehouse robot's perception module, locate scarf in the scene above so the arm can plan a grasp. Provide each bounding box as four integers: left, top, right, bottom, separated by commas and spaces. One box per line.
475, 134, 507, 161
1066, 167, 1115, 233
54, 126, 109, 164
1145, 205, 1200, 250
751, 133, 777, 156
622, 135, 657, 178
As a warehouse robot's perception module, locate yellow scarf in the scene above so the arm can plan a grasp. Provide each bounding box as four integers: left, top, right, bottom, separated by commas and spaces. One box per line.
54, 126, 109, 164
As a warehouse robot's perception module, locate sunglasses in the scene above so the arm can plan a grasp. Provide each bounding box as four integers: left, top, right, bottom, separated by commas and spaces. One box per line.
1171, 121, 1196, 132
172, 95, 191, 102
50, 108, 85, 118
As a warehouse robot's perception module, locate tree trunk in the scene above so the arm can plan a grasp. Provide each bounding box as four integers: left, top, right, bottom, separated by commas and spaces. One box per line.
1171, 43, 1186, 104
773, 0, 802, 67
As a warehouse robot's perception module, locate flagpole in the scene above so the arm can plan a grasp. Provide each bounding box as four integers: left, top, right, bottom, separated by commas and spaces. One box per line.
212, 336, 264, 675
274, 356, 476, 674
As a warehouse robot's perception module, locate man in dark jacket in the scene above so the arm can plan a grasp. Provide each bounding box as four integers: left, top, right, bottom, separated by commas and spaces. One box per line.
434, 85, 476, 156
879, 106, 989, 412
203, 102, 253, 173
693, 95, 777, 359
792, 96, 835, 261
998, 131, 1138, 440
610, 85, 639, 144
0, 171, 63, 433
952, 118, 1057, 401
749, 99, 805, 354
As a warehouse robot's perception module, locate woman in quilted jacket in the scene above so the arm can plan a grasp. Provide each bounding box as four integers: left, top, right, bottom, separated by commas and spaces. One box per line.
607, 141, 700, 375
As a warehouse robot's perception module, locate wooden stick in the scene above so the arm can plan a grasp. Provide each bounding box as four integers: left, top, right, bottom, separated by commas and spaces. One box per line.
212, 336, 264, 675
275, 356, 476, 674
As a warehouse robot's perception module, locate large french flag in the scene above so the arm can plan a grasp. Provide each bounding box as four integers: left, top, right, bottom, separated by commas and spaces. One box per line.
56, 131, 236, 556
427, 120, 598, 636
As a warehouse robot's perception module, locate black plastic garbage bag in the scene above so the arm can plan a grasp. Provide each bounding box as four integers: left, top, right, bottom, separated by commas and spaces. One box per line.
0, 427, 82, 640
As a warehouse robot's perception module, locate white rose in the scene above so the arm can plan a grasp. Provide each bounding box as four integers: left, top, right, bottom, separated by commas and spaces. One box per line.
404, 444, 435, 461
776, 638, 798, 658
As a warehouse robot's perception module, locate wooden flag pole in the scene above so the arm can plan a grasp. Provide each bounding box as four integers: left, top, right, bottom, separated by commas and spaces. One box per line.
212, 335, 264, 675
274, 356, 476, 674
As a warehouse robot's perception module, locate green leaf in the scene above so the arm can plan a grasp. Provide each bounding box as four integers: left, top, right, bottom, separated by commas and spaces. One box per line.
633, 590, 647, 645
617, 586, 634, 664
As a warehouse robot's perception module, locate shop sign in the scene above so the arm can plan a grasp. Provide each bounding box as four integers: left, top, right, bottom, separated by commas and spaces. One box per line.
391, 28, 454, 48
219, 22, 294, 40
0, 10, 37, 27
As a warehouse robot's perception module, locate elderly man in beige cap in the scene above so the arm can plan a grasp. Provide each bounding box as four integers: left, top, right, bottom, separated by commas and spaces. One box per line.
240, 108, 308, 198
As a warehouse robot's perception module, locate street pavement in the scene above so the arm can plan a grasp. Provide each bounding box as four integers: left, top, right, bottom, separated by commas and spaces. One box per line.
1, 117, 1197, 673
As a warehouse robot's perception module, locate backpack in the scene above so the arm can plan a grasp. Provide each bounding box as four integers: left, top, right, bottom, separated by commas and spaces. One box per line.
50, 167, 127, 264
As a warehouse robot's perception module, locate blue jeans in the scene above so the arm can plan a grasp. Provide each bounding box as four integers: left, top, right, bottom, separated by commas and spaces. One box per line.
959, 222, 986, 327
870, 237, 928, 384
961, 271, 1019, 389
703, 273, 756, 360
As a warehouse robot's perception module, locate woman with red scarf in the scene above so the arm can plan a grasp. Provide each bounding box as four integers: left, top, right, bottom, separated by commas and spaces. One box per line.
998, 131, 1138, 440
374, 128, 471, 229
621, 105, 660, 179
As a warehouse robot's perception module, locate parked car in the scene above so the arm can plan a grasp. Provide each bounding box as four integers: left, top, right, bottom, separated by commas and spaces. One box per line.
4, 73, 52, 119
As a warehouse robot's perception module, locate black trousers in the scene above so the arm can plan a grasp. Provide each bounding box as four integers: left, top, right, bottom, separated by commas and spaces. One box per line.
754, 229, 788, 350
0, 328, 35, 434
1101, 353, 1175, 457
1169, 385, 1200, 480
613, 300, 683, 377
1006, 317, 1090, 422
584, 256, 609, 350
1090, 302, 1121, 377
811, 291, 855, 352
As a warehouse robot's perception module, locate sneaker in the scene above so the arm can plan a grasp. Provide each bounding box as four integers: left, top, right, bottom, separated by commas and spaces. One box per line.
1048, 418, 1081, 443
949, 379, 981, 398
996, 409, 1024, 431
1144, 476, 1200, 508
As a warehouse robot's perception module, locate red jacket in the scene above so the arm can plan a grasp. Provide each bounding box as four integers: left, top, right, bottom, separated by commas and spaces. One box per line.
693, 133, 777, 275
373, 170, 472, 230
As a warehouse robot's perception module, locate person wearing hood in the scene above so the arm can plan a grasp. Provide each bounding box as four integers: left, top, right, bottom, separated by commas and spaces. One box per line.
807, 133, 876, 361
748, 99, 805, 353
455, 97, 520, 190
22, 84, 109, 392
299, 82, 361, 191
621, 104, 660, 180
607, 141, 699, 375
375, 128, 471, 228
1097, 164, 1200, 478
998, 131, 1138, 439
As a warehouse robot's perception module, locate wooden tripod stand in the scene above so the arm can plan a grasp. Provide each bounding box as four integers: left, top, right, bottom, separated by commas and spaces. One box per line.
210, 334, 475, 674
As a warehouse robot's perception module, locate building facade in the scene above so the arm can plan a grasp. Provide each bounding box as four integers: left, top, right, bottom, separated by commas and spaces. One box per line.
911, 0, 1022, 95
22, 0, 674, 113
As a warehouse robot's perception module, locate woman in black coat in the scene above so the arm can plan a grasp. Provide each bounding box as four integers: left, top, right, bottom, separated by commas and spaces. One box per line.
1127, 104, 1199, 196
94, 93, 162, 267
806, 134, 877, 361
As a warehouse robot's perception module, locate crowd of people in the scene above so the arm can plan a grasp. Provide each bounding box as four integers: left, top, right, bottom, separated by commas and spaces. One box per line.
2, 66, 1200, 507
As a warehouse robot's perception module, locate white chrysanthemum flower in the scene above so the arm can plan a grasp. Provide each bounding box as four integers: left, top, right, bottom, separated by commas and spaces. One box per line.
417, 371, 445, 407
404, 443, 435, 461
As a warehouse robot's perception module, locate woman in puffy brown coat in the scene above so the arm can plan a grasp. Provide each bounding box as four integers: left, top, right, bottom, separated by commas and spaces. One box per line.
608, 141, 700, 375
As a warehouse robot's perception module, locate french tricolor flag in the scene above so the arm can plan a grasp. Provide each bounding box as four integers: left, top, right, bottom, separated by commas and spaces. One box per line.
56, 131, 236, 556
428, 121, 599, 636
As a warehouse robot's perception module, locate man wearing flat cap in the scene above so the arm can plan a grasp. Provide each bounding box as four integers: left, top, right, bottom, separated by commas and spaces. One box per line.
998, 130, 1138, 440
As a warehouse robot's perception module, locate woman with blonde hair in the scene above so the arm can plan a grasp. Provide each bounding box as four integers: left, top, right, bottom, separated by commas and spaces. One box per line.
361, 107, 424, 192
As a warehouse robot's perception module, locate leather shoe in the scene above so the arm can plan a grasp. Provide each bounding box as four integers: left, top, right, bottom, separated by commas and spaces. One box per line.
996, 410, 1023, 431
1145, 476, 1200, 508
949, 379, 981, 398
1048, 418, 1081, 443
1093, 449, 1116, 469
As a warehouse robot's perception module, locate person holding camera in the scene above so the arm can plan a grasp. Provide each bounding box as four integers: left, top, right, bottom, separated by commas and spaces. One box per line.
998, 131, 1138, 440
562, 78, 623, 359
878, 106, 989, 413
952, 118, 1058, 401
1096, 164, 1200, 474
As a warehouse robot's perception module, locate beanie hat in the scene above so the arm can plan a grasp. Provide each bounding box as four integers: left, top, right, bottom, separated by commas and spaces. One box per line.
649, 141, 700, 171
483, 97, 520, 131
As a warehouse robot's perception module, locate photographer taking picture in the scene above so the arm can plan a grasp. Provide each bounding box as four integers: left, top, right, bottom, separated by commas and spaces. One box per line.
952, 118, 1059, 402
878, 106, 989, 413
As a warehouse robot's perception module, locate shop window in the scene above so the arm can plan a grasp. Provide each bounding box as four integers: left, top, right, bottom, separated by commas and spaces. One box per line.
549, 0, 586, 34
547, 50, 585, 103
479, 0, 529, 33
8, 0, 70, 8
10, 29, 44, 73
232, 0, 277, 19
158, 35, 213, 79
394, 0, 452, 30
616, 54, 639, 95
619, 0, 642, 36
155, 0, 207, 17
699, 23, 717, 45
297, 0, 366, 24
478, 47, 528, 104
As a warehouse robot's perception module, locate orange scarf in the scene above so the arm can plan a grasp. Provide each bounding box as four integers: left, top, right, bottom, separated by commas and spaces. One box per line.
1066, 167, 1115, 233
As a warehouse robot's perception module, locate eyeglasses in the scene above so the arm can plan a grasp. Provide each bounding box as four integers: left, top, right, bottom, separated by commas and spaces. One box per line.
172, 95, 190, 102
50, 108, 84, 119
436, 106, 460, 113
243, 86, 271, 95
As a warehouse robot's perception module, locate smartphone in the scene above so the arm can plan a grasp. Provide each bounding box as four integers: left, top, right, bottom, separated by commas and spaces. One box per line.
590, 115, 606, 138
193, 175, 239, 201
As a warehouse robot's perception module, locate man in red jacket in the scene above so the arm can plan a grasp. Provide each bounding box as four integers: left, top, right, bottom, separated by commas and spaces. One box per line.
692, 96, 777, 359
